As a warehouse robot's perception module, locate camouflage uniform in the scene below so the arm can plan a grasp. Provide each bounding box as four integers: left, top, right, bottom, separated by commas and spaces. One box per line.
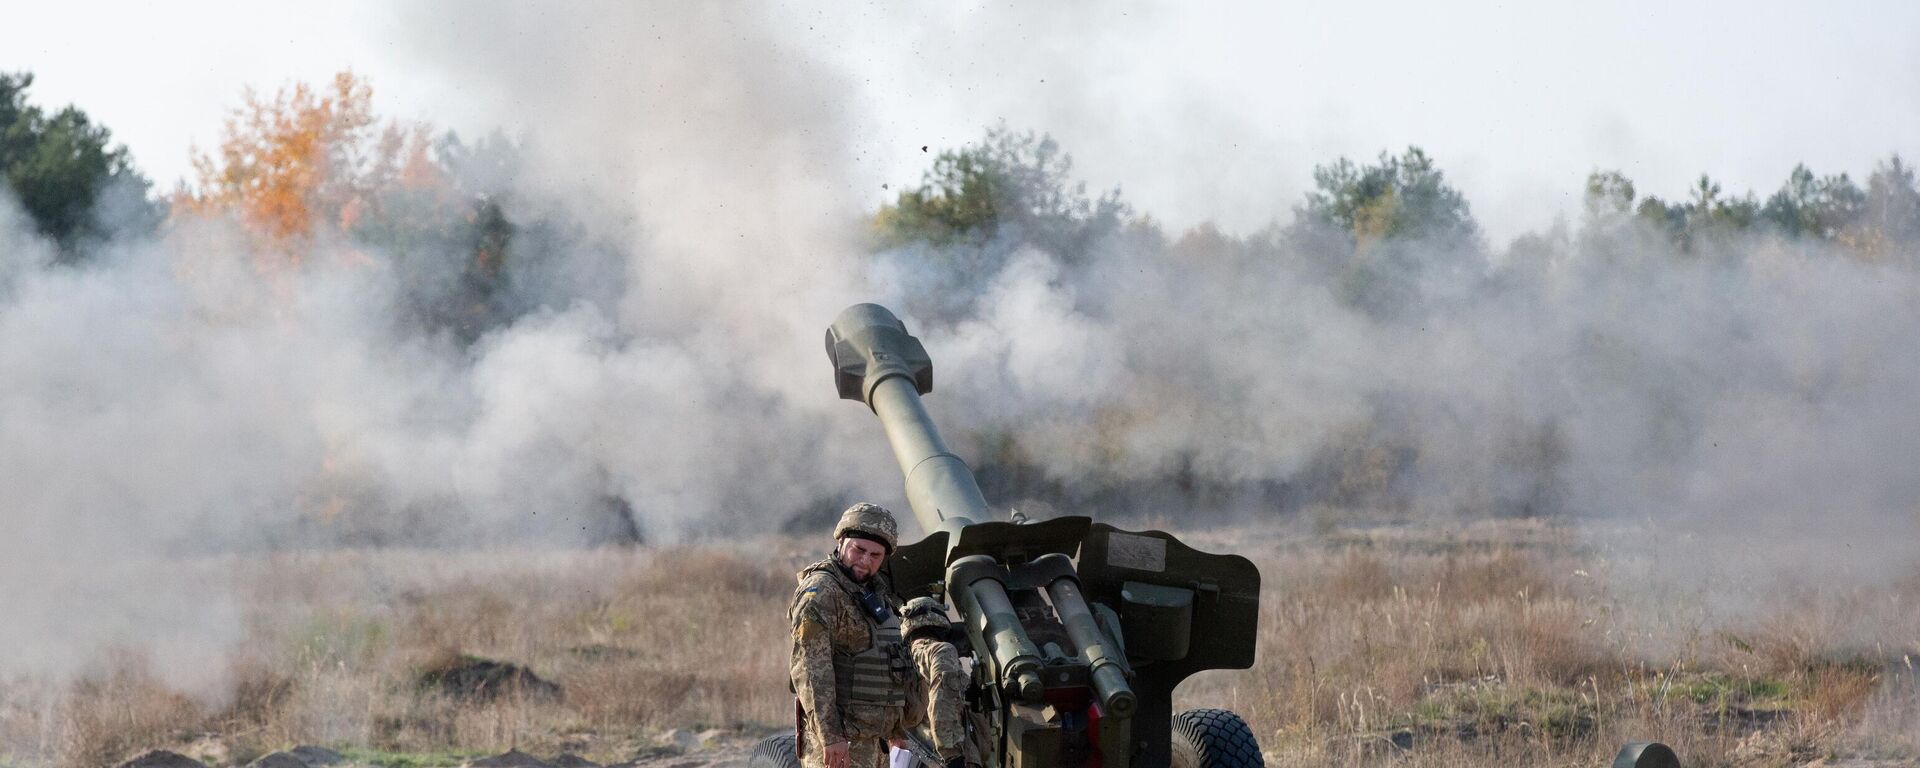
909, 633, 969, 761
789, 504, 913, 768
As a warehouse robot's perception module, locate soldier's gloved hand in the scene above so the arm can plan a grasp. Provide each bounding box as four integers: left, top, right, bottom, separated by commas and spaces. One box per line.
825, 740, 850, 768
945, 757, 965, 768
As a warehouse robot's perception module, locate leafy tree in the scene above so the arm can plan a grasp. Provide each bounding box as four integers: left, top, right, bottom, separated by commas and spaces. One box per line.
1170, 221, 1245, 263
1630, 174, 1760, 253
1685, 174, 1721, 216
0, 72, 158, 259
1287, 147, 1483, 317
1634, 195, 1685, 236
1760, 165, 1864, 240
872, 125, 1127, 261
1682, 174, 1759, 230
1294, 147, 1479, 249
177, 72, 554, 342
1583, 171, 1636, 220
176, 72, 432, 257
1569, 171, 1684, 270
1859, 156, 1920, 259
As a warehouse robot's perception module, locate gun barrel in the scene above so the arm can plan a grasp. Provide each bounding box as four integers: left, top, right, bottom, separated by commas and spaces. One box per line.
1037, 555, 1137, 719
951, 556, 1047, 704
827, 304, 990, 532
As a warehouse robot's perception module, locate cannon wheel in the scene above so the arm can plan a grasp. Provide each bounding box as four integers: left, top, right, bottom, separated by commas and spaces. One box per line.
1613, 742, 1680, 768
1173, 708, 1264, 767
748, 734, 800, 768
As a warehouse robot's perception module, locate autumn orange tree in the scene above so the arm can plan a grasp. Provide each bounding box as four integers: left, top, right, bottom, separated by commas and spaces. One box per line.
174, 71, 451, 262
172, 72, 530, 341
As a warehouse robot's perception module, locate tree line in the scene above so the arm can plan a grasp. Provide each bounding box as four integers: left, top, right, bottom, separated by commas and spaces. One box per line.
873, 128, 1920, 284
8, 70, 1917, 520
9, 69, 1918, 330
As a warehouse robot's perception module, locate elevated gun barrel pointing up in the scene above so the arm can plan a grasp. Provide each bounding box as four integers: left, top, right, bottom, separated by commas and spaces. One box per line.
803, 304, 1656, 768
826, 304, 990, 536
827, 304, 1056, 704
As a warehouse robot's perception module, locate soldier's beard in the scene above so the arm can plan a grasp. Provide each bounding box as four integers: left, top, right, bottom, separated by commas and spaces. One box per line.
834, 554, 874, 583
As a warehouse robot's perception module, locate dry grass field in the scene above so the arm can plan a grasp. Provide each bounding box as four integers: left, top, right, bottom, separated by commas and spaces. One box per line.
2, 519, 1915, 768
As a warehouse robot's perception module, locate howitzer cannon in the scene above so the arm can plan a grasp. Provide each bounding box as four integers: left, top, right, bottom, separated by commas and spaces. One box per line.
758, 303, 1263, 768
753, 303, 1679, 768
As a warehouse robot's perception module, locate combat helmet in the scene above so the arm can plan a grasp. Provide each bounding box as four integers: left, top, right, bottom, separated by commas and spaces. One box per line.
834, 502, 898, 552
900, 596, 951, 639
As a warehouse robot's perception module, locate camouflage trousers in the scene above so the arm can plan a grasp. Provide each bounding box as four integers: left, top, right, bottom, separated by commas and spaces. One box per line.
801, 701, 907, 768
800, 737, 892, 768
910, 637, 970, 760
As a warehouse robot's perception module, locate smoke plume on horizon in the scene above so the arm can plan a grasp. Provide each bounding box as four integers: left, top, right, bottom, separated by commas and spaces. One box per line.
0, 2, 1915, 702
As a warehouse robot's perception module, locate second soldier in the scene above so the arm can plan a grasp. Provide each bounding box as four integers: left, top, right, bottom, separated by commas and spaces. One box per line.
901, 596, 971, 768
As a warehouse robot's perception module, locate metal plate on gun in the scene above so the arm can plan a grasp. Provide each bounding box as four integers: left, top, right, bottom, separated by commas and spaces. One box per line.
1106, 532, 1167, 572
950, 516, 1091, 562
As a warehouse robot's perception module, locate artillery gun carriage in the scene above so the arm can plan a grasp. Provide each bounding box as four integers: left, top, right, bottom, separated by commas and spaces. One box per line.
752, 304, 1678, 768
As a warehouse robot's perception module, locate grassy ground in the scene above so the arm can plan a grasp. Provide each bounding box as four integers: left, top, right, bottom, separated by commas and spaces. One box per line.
1, 519, 1915, 767
1177, 519, 1920, 767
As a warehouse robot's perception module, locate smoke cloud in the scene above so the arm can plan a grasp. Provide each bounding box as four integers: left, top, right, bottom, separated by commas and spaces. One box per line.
0, 1, 1915, 707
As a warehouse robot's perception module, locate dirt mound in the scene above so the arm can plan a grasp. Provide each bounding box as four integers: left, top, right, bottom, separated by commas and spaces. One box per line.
247, 753, 310, 768
418, 655, 562, 701
116, 751, 208, 768
465, 749, 555, 768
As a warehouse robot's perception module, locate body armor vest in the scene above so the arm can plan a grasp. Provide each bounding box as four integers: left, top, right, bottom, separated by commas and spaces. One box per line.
834, 609, 908, 706
800, 559, 911, 708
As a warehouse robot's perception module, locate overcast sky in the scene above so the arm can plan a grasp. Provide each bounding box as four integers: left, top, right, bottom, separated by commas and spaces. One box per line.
3, 0, 1916, 244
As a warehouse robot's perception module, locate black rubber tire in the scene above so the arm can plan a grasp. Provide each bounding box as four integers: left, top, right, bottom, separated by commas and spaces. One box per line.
748, 734, 801, 768
1612, 742, 1680, 768
1174, 708, 1264, 767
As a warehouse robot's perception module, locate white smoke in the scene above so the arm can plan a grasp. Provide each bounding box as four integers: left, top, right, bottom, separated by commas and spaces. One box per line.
0, 3, 907, 691
0, 0, 1916, 714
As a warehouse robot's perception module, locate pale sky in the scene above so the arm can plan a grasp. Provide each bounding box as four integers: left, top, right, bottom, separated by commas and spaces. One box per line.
3, 0, 1917, 244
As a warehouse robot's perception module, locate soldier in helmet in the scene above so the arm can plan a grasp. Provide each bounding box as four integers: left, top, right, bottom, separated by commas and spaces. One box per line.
901, 596, 970, 768
789, 503, 914, 768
